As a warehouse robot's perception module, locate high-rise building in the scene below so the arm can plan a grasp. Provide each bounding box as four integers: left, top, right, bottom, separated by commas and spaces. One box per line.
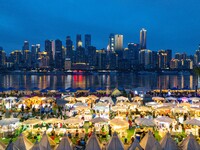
96, 49, 107, 69
139, 49, 152, 69
55, 39, 63, 69
45, 40, 53, 67
85, 34, 91, 55
0, 48, 6, 68
114, 34, 123, 51
140, 28, 147, 49
22, 41, 29, 61
38, 52, 49, 68
22, 41, 29, 51
165, 49, 172, 67
66, 36, 73, 58
76, 46, 85, 63
31, 44, 40, 67
126, 43, 140, 66
175, 53, 182, 60
108, 34, 115, 52
10, 50, 23, 68
24, 50, 31, 67
76, 34, 82, 48
158, 50, 168, 69
87, 46, 96, 67
64, 58, 71, 70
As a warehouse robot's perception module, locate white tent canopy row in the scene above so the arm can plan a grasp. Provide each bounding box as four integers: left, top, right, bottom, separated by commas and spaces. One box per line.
116, 96, 129, 103
154, 116, 175, 124
135, 118, 155, 127
99, 97, 114, 105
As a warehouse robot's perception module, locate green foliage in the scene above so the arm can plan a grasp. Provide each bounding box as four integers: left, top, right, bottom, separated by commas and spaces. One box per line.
194, 67, 200, 76
154, 130, 162, 141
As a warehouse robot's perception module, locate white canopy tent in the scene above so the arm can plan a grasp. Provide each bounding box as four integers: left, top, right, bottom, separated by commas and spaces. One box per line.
140, 130, 160, 150
85, 132, 101, 150
14, 133, 33, 150
30, 140, 41, 150
179, 133, 200, 150
160, 132, 179, 150
5, 140, 19, 150
106, 132, 124, 150
55, 133, 73, 150
128, 139, 143, 150
39, 131, 56, 150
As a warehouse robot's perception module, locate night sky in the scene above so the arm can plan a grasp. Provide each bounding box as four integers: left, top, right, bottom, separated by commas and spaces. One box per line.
1, 0, 200, 55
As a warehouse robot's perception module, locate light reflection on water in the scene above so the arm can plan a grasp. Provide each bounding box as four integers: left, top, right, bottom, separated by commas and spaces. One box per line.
0, 73, 198, 90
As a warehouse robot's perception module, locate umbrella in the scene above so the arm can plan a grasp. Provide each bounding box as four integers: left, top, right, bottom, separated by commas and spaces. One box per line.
32, 87, 40, 91
135, 118, 155, 127
57, 88, 66, 93
86, 88, 96, 93
7, 87, 16, 91
18, 87, 26, 91
0, 118, 19, 126
183, 118, 200, 126
90, 117, 109, 124
0, 87, 6, 92
40, 89, 48, 93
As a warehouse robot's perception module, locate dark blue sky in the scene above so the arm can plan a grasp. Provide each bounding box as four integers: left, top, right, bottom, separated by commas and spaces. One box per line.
0, 0, 200, 55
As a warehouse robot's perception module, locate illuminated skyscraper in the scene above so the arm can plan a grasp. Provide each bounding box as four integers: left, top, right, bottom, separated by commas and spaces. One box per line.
45, 40, 53, 67
31, 44, 40, 66
76, 34, 82, 48
108, 33, 115, 52
158, 50, 168, 69
114, 34, 123, 51
139, 49, 152, 69
140, 28, 147, 49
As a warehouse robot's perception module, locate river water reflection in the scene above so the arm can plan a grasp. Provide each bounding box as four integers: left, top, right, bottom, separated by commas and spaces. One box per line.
0, 73, 198, 90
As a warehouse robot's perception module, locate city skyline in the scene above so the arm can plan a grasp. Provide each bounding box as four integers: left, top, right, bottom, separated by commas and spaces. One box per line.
1, 0, 200, 54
